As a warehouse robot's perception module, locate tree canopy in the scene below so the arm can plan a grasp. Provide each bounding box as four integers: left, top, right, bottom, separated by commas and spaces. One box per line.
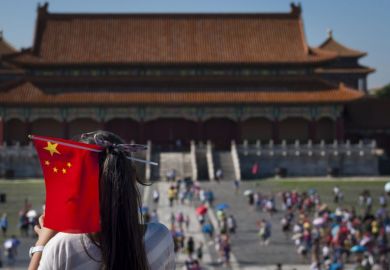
375, 83, 390, 98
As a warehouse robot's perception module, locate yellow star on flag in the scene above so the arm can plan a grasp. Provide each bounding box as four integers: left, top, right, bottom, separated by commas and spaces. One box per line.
44, 160, 50, 166
44, 142, 60, 156
53, 167, 58, 173
67, 162, 72, 168
62, 168, 67, 174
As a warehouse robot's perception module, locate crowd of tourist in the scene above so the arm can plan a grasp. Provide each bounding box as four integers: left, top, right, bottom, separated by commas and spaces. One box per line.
153, 173, 390, 270
153, 176, 237, 269
1, 169, 390, 270
276, 188, 390, 270
0, 198, 42, 267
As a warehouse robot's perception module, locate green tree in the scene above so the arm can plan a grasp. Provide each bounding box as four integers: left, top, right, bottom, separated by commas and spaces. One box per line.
376, 83, 390, 98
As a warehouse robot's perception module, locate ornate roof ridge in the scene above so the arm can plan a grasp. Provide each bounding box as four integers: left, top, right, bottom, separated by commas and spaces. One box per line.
318, 33, 366, 58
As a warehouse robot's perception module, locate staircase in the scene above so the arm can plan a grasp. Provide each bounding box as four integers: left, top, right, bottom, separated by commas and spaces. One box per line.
153, 152, 193, 180
195, 148, 209, 180
213, 151, 236, 180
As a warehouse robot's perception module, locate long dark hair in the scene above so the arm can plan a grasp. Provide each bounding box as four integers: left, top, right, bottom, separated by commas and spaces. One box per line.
78, 130, 149, 270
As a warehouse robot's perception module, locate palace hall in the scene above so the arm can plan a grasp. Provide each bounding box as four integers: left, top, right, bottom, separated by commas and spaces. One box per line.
0, 3, 384, 178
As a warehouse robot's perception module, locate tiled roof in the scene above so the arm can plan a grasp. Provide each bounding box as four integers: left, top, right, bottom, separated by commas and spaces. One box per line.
9, 4, 335, 65
0, 34, 17, 57
0, 80, 363, 105
318, 36, 366, 58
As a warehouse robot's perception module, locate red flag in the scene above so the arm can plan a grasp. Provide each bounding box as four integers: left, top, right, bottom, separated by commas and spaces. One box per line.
31, 135, 103, 233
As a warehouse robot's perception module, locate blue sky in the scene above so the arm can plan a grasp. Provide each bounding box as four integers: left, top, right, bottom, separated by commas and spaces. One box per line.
0, 0, 389, 89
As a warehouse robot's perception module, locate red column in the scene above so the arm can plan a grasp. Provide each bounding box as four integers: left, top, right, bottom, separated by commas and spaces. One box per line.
139, 120, 145, 143
100, 120, 106, 131
197, 121, 203, 143
63, 121, 69, 139
309, 120, 317, 142
272, 120, 280, 143
336, 117, 345, 141
0, 117, 3, 145
26, 121, 32, 144
236, 119, 242, 143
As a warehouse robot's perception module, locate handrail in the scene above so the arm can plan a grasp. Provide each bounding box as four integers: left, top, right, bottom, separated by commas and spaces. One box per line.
206, 140, 215, 181
231, 140, 241, 180
190, 140, 198, 180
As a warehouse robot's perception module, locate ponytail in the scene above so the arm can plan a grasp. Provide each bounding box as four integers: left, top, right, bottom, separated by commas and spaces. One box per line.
79, 131, 149, 270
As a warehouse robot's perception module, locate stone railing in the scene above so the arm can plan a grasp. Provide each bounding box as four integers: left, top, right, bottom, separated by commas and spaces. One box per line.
230, 140, 241, 180
0, 142, 41, 178
190, 140, 198, 181
206, 140, 215, 181
238, 139, 381, 157
237, 139, 382, 177
0, 139, 383, 178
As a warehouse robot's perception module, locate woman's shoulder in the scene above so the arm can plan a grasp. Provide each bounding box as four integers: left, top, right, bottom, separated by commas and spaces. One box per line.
39, 233, 100, 270
45, 232, 97, 254
46, 232, 82, 246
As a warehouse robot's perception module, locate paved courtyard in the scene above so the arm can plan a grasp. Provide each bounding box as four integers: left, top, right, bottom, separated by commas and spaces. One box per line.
2, 178, 383, 269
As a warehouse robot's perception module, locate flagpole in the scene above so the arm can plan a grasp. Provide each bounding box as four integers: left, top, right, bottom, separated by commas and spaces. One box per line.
29, 135, 159, 166
127, 156, 159, 166
28, 135, 103, 152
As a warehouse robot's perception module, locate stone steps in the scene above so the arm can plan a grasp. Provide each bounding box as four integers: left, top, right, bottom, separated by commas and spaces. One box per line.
157, 152, 192, 180
214, 151, 235, 180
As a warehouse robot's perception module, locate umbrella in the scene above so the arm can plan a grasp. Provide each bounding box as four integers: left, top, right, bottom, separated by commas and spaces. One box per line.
291, 233, 303, 240
360, 236, 372, 246
202, 223, 213, 233
331, 225, 340, 237
215, 203, 230, 211
351, 245, 367, 253
385, 182, 390, 193
243, 190, 253, 196
174, 231, 184, 237
196, 205, 208, 215
26, 209, 37, 219
319, 204, 328, 212
313, 217, 325, 226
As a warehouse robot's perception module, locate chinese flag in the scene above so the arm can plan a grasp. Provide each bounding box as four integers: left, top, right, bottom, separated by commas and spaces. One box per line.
31, 135, 103, 233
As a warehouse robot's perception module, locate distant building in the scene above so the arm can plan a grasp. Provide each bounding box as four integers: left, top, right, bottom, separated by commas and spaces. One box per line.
1, 3, 388, 178
0, 3, 376, 149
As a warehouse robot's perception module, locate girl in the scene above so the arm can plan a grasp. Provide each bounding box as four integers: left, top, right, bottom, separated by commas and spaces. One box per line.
28, 131, 175, 270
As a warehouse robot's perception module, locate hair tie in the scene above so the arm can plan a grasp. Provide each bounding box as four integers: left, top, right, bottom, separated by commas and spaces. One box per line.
92, 134, 158, 166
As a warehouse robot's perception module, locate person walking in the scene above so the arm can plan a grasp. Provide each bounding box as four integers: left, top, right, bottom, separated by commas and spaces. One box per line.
196, 242, 203, 261
168, 186, 175, 207
0, 213, 8, 237
186, 236, 195, 259
258, 219, 272, 245
215, 169, 223, 182
233, 179, 240, 195
4, 235, 20, 266
152, 189, 160, 205
227, 214, 237, 234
